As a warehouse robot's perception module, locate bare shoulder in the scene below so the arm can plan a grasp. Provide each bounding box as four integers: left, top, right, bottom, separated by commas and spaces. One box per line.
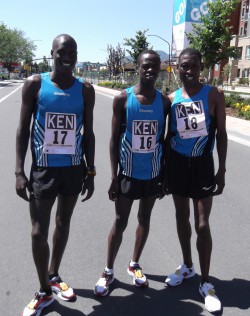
22, 74, 41, 104
23, 74, 41, 92
112, 90, 127, 113
209, 86, 225, 98
113, 89, 127, 105
82, 81, 95, 97
208, 86, 225, 106
114, 89, 127, 102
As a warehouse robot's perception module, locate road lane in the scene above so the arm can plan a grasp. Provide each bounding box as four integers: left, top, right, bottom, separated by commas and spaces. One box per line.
0, 84, 249, 315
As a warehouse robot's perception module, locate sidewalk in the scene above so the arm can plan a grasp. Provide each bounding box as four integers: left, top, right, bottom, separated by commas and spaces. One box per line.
94, 85, 250, 148
0, 78, 24, 85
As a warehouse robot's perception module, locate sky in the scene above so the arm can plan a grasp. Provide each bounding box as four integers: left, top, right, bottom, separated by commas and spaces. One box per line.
1, 0, 174, 64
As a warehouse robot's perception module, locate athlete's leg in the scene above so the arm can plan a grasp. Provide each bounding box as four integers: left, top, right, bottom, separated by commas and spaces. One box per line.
107, 195, 134, 269
30, 197, 56, 292
132, 195, 157, 262
193, 196, 213, 283
173, 194, 193, 268
49, 194, 79, 275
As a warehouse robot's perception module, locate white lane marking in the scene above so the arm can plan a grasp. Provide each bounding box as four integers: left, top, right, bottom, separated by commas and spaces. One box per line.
95, 91, 115, 99
0, 84, 23, 103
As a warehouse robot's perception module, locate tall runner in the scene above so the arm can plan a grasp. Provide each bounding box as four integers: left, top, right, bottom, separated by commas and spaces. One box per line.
15, 34, 95, 316
165, 48, 227, 314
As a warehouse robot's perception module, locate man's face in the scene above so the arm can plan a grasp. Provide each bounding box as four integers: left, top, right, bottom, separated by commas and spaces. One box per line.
138, 53, 160, 85
178, 53, 202, 86
51, 37, 77, 73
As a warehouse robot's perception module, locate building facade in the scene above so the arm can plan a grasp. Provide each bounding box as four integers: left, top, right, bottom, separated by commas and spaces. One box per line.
229, 0, 250, 84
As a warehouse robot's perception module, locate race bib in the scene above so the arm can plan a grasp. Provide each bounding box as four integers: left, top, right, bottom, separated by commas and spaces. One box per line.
132, 120, 158, 153
175, 101, 208, 139
43, 112, 76, 154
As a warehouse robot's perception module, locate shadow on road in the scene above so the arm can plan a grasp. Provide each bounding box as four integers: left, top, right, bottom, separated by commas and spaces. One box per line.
35, 275, 250, 315
43, 299, 86, 316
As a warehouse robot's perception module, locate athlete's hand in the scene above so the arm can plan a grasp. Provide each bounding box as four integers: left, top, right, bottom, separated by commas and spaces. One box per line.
81, 175, 94, 202
212, 169, 225, 196
15, 173, 31, 202
108, 178, 119, 201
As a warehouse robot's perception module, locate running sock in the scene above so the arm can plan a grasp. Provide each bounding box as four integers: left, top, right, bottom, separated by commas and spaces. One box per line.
130, 260, 139, 267
104, 267, 113, 275
40, 288, 53, 295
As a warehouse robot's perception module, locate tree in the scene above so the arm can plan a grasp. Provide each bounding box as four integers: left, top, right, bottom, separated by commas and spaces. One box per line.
106, 43, 125, 81
124, 29, 151, 68
38, 56, 50, 73
186, 0, 240, 80
0, 23, 36, 73
221, 63, 232, 85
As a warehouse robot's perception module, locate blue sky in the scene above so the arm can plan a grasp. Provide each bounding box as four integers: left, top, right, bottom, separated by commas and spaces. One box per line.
1, 0, 174, 63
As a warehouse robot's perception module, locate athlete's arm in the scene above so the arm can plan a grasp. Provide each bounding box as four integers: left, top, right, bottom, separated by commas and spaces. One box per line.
15, 75, 41, 201
210, 87, 227, 195
81, 82, 95, 202
108, 90, 126, 201
162, 92, 174, 194
160, 93, 172, 197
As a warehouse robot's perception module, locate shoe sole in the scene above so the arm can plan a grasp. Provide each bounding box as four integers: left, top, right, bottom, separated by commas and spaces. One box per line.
94, 288, 109, 297
56, 291, 76, 301
127, 269, 148, 287
165, 271, 196, 287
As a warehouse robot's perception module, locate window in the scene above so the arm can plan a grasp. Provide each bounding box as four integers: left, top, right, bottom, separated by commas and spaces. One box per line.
238, 47, 243, 59
243, 68, 249, 78
240, 26, 244, 35
237, 68, 240, 78
245, 45, 250, 59
241, 4, 246, 18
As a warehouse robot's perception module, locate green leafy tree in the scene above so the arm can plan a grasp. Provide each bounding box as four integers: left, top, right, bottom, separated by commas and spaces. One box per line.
186, 0, 240, 80
124, 29, 151, 68
0, 23, 36, 73
106, 43, 125, 81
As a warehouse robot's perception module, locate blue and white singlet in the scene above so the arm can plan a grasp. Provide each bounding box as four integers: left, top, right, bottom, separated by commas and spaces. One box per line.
170, 85, 215, 157
119, 86, 165, 180
31, 72, 84, 167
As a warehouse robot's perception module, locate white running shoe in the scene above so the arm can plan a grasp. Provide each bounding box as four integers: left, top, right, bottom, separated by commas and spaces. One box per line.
199, 282, 222, 313
94, 271, 114, 297
49, 276, 76, 301
22, 291, 54, 316
165, 263, 195, 286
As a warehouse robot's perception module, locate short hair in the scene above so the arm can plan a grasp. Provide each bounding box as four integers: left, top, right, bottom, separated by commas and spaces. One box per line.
52, 34, 77, 49
179, 47, 202, 63
137, 50, 161, 66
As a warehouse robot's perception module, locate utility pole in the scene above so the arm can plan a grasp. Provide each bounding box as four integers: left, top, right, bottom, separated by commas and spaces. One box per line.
148, 34, 172, 86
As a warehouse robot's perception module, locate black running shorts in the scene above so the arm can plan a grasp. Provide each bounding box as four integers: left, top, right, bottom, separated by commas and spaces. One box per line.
167, 149, 215, 199
118, 173, 162, 200
29, 163, 86, 199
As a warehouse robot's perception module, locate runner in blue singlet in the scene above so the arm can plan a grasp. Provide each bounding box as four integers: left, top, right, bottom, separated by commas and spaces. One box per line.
165, 48, 227, 314
94, 50, 171, 297
16, 34, 95, 316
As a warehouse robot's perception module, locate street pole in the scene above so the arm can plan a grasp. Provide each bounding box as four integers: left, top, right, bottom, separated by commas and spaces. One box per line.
148, 34, 171, 87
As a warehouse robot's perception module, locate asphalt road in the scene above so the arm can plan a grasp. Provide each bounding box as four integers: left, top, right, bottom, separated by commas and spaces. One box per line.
0, 82, 250, 316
